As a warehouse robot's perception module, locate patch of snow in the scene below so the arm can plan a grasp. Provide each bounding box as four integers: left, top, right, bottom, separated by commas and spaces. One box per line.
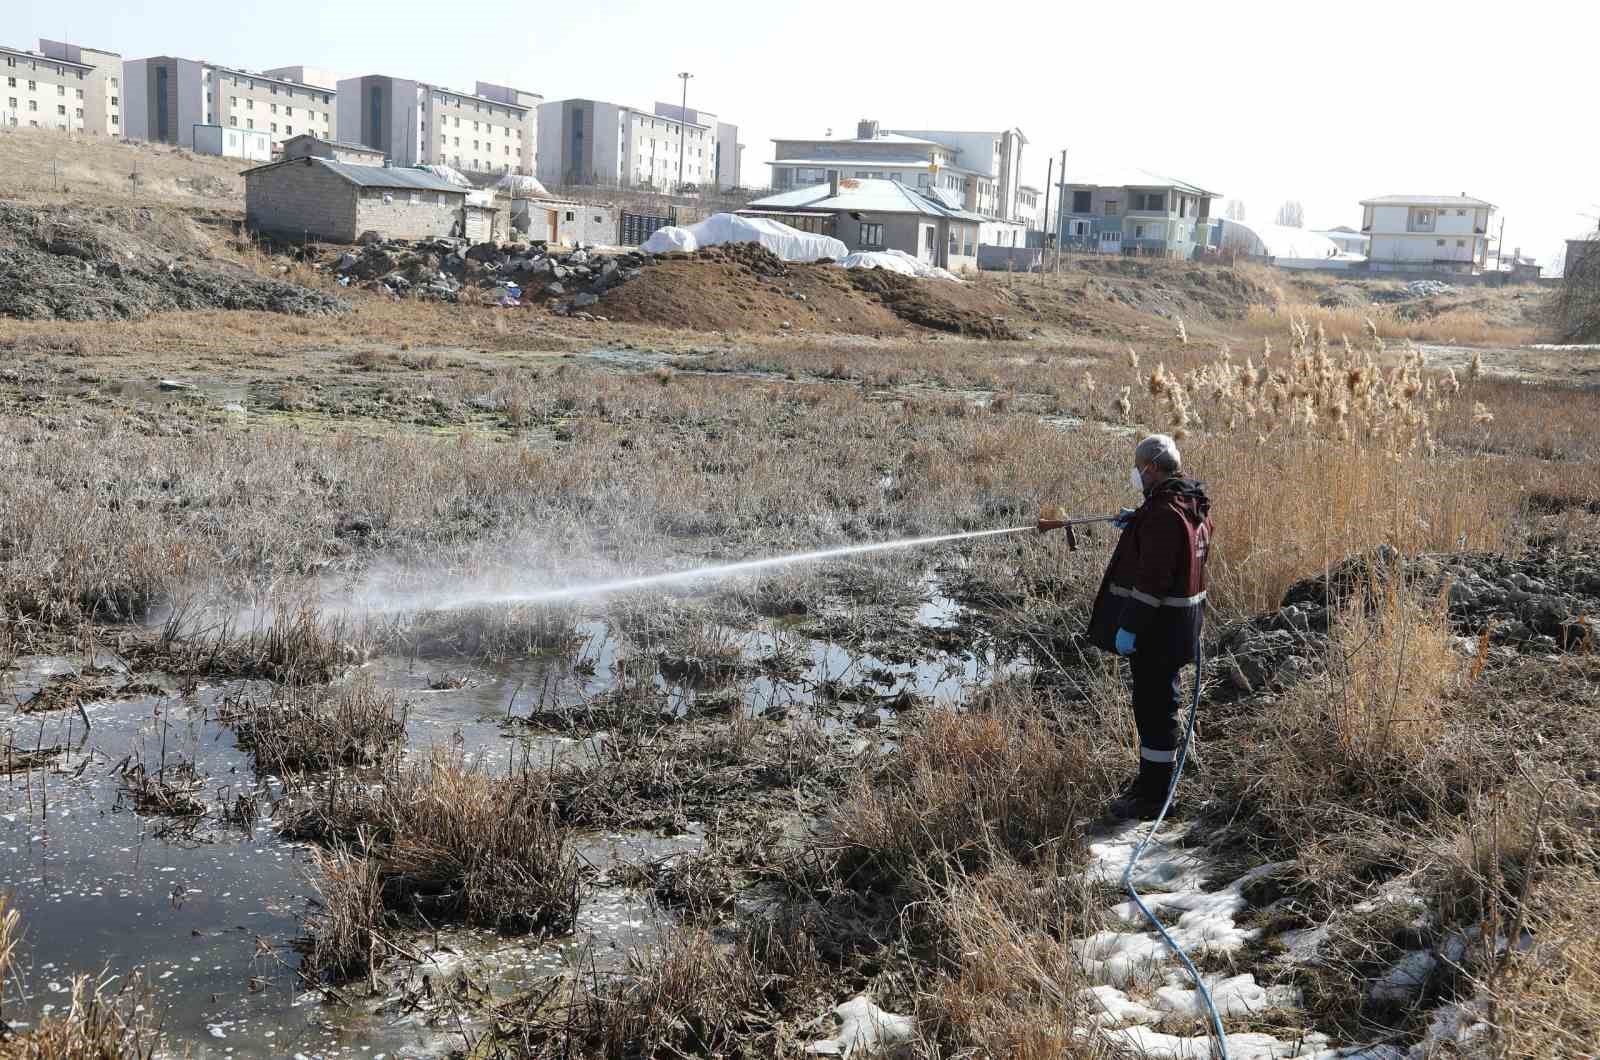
1100, 1025, 1336, 1059
807, 995, 914, 1057
1152, 972, 1301, 1019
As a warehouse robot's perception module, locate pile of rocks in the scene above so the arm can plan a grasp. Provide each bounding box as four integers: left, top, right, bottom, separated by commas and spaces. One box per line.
1211, 545, 1600, 696
325, 237, 652, 314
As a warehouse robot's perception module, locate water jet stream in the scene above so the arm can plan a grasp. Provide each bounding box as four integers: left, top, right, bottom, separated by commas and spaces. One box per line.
379, 526, 1033, 613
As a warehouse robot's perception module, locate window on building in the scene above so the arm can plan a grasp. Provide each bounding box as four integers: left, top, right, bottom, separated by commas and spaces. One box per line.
111, 95, 118, 107
270, 123, 277, 133
6, 98, 14, 110
57, 105, 65, 116
859, 222, 884, 248
229, 116, 236, 126
246, 118, 253, 129
285, 125, 292, 135
1456, 239, 1465, 247
75, 108, 82, 119
28, 100, 36, 111
565, 211, 574, 221
57, 84, 65, 96
1104, 199, 1120, 216
27, 81, 35, 91
1134, 224, 1146, 239
247, 99, 253, 110
1456, 209, 1466, 216
286, 106, 293, 117
1436, 239, 1446, 247
110, 114, 118, 126
110, 76, 118, 87
75, 87, 83, 99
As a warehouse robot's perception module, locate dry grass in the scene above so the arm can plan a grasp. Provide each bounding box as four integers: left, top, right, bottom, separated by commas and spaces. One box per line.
1240, 303, 1541, 348
1200, 569, 1467, 868
911, 860, 1103, 1059
224, 679, 408, 775
827, 684, 1121, 897
0, 126, 243, 209
293, 750, 580, 980
483, 917, 832, 1059
0, 896, 158, 1059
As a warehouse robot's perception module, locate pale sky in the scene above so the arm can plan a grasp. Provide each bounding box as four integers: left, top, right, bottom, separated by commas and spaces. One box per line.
13, 0, 1597, 265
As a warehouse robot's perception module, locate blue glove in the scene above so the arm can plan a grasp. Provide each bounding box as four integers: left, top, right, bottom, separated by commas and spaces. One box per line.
1115, 628, 1137, 655
1112, 507, 1137, 530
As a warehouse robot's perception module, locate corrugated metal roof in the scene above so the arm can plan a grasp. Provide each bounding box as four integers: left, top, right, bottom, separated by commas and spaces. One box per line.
1058, 167, 1218, 197
1359, 194, 1494, 208
284, 133, 382, 153
243, 156, 468, 194
748, 180, 986, 222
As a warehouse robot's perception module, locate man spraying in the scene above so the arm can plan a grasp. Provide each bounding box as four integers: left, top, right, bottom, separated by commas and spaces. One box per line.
1086, 434, 1213, 820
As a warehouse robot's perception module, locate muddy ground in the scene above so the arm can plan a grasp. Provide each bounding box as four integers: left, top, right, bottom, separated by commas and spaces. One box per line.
2, 153, 1597, 1058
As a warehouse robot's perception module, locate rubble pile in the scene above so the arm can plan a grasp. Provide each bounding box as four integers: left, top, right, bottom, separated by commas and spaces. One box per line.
323, 237, 652, 317
1213, 545, 1600, 695
0, 203, 350, 322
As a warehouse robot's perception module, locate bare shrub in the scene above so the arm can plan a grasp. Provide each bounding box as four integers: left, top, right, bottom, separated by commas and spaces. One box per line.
487, 918, 829, 1058
912, 859, 1102, 1059
224, 680, 407, 774
292, 749, 580, 979
302, 844, 388, 981
827, 685, 1119, 896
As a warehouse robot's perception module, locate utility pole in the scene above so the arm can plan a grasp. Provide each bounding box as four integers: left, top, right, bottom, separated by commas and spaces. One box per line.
1055, 148, 1066, 273
1495, 216, 1506, 272
1041, 154, 1053, 282
676, 72, 693, 195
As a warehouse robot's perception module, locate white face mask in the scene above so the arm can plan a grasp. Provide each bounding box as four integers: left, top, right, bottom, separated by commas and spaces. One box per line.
1130, 465, 1145, 493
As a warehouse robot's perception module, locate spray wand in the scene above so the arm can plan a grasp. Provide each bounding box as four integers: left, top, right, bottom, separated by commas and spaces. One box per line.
1034, 504, 1120, 551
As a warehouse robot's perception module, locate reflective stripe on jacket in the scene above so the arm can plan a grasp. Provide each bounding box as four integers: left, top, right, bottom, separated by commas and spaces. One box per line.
1086, 476, 1213, 666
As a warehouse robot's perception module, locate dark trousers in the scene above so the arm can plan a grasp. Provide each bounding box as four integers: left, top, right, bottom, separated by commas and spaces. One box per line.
1129, 652, 1183, 764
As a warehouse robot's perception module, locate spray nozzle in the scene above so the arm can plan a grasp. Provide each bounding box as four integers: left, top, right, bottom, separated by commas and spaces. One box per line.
1036, 505, 1078, 550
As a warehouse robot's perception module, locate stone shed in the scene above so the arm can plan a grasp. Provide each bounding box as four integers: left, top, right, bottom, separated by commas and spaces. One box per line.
514, 198, 618, 246
244, 156, 471, 243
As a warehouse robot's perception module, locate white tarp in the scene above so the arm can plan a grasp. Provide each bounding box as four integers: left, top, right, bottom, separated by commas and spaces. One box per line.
464, 189, 495, 207
839, 248, 962, 282
420, 164, 472, 188
641, 213, 847, 262
497, 173, 551, 198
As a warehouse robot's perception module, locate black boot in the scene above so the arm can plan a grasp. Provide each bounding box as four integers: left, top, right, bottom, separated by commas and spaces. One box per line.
1108, 759, 1176, 821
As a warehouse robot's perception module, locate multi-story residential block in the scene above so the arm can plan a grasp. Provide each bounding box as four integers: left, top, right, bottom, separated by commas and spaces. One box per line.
652, 102, 741, 191
1360, 194, 1493, 274
1, 43, 99, 133
124, 56, 336, 153
1017, 184, 1043, 230
263, 66, 340, 91
38, 40, 121, 136
768, 121, 1028, 226
536, 98, 737, 191
1056, 169, 1219, 258
336, 75, 537, 177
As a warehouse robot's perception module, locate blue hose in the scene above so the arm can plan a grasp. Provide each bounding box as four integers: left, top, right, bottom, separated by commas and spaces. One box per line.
1118, 623, 1229, 1058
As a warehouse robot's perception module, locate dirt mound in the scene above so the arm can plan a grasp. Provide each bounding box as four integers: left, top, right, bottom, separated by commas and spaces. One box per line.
843, 267, 1017, 338
0, 203, 348, 321
596, 246, 1020, 337
1060, 258, 1279, 323
1214, 545, 1600, 696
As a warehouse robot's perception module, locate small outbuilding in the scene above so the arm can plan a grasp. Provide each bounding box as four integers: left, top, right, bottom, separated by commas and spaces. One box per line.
244, 156, 472, 243
745, 175, 985, 272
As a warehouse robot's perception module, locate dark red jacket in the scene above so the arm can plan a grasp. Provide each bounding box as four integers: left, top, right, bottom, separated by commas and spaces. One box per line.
1087, 477, 1213, 665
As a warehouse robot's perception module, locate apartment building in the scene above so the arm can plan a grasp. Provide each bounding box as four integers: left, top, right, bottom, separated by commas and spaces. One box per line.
769, 121, 1028, 224
38, 40, 121, 136
536, 98, 739, 191
336, 75, 537, 176
1360, 194, 1493, 274
1, 44, 100, 133
1056, 168, 1219, 258
124, 56, 335, 153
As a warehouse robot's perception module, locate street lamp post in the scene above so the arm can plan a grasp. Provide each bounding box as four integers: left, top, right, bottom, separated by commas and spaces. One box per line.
676, 71, 693, 193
